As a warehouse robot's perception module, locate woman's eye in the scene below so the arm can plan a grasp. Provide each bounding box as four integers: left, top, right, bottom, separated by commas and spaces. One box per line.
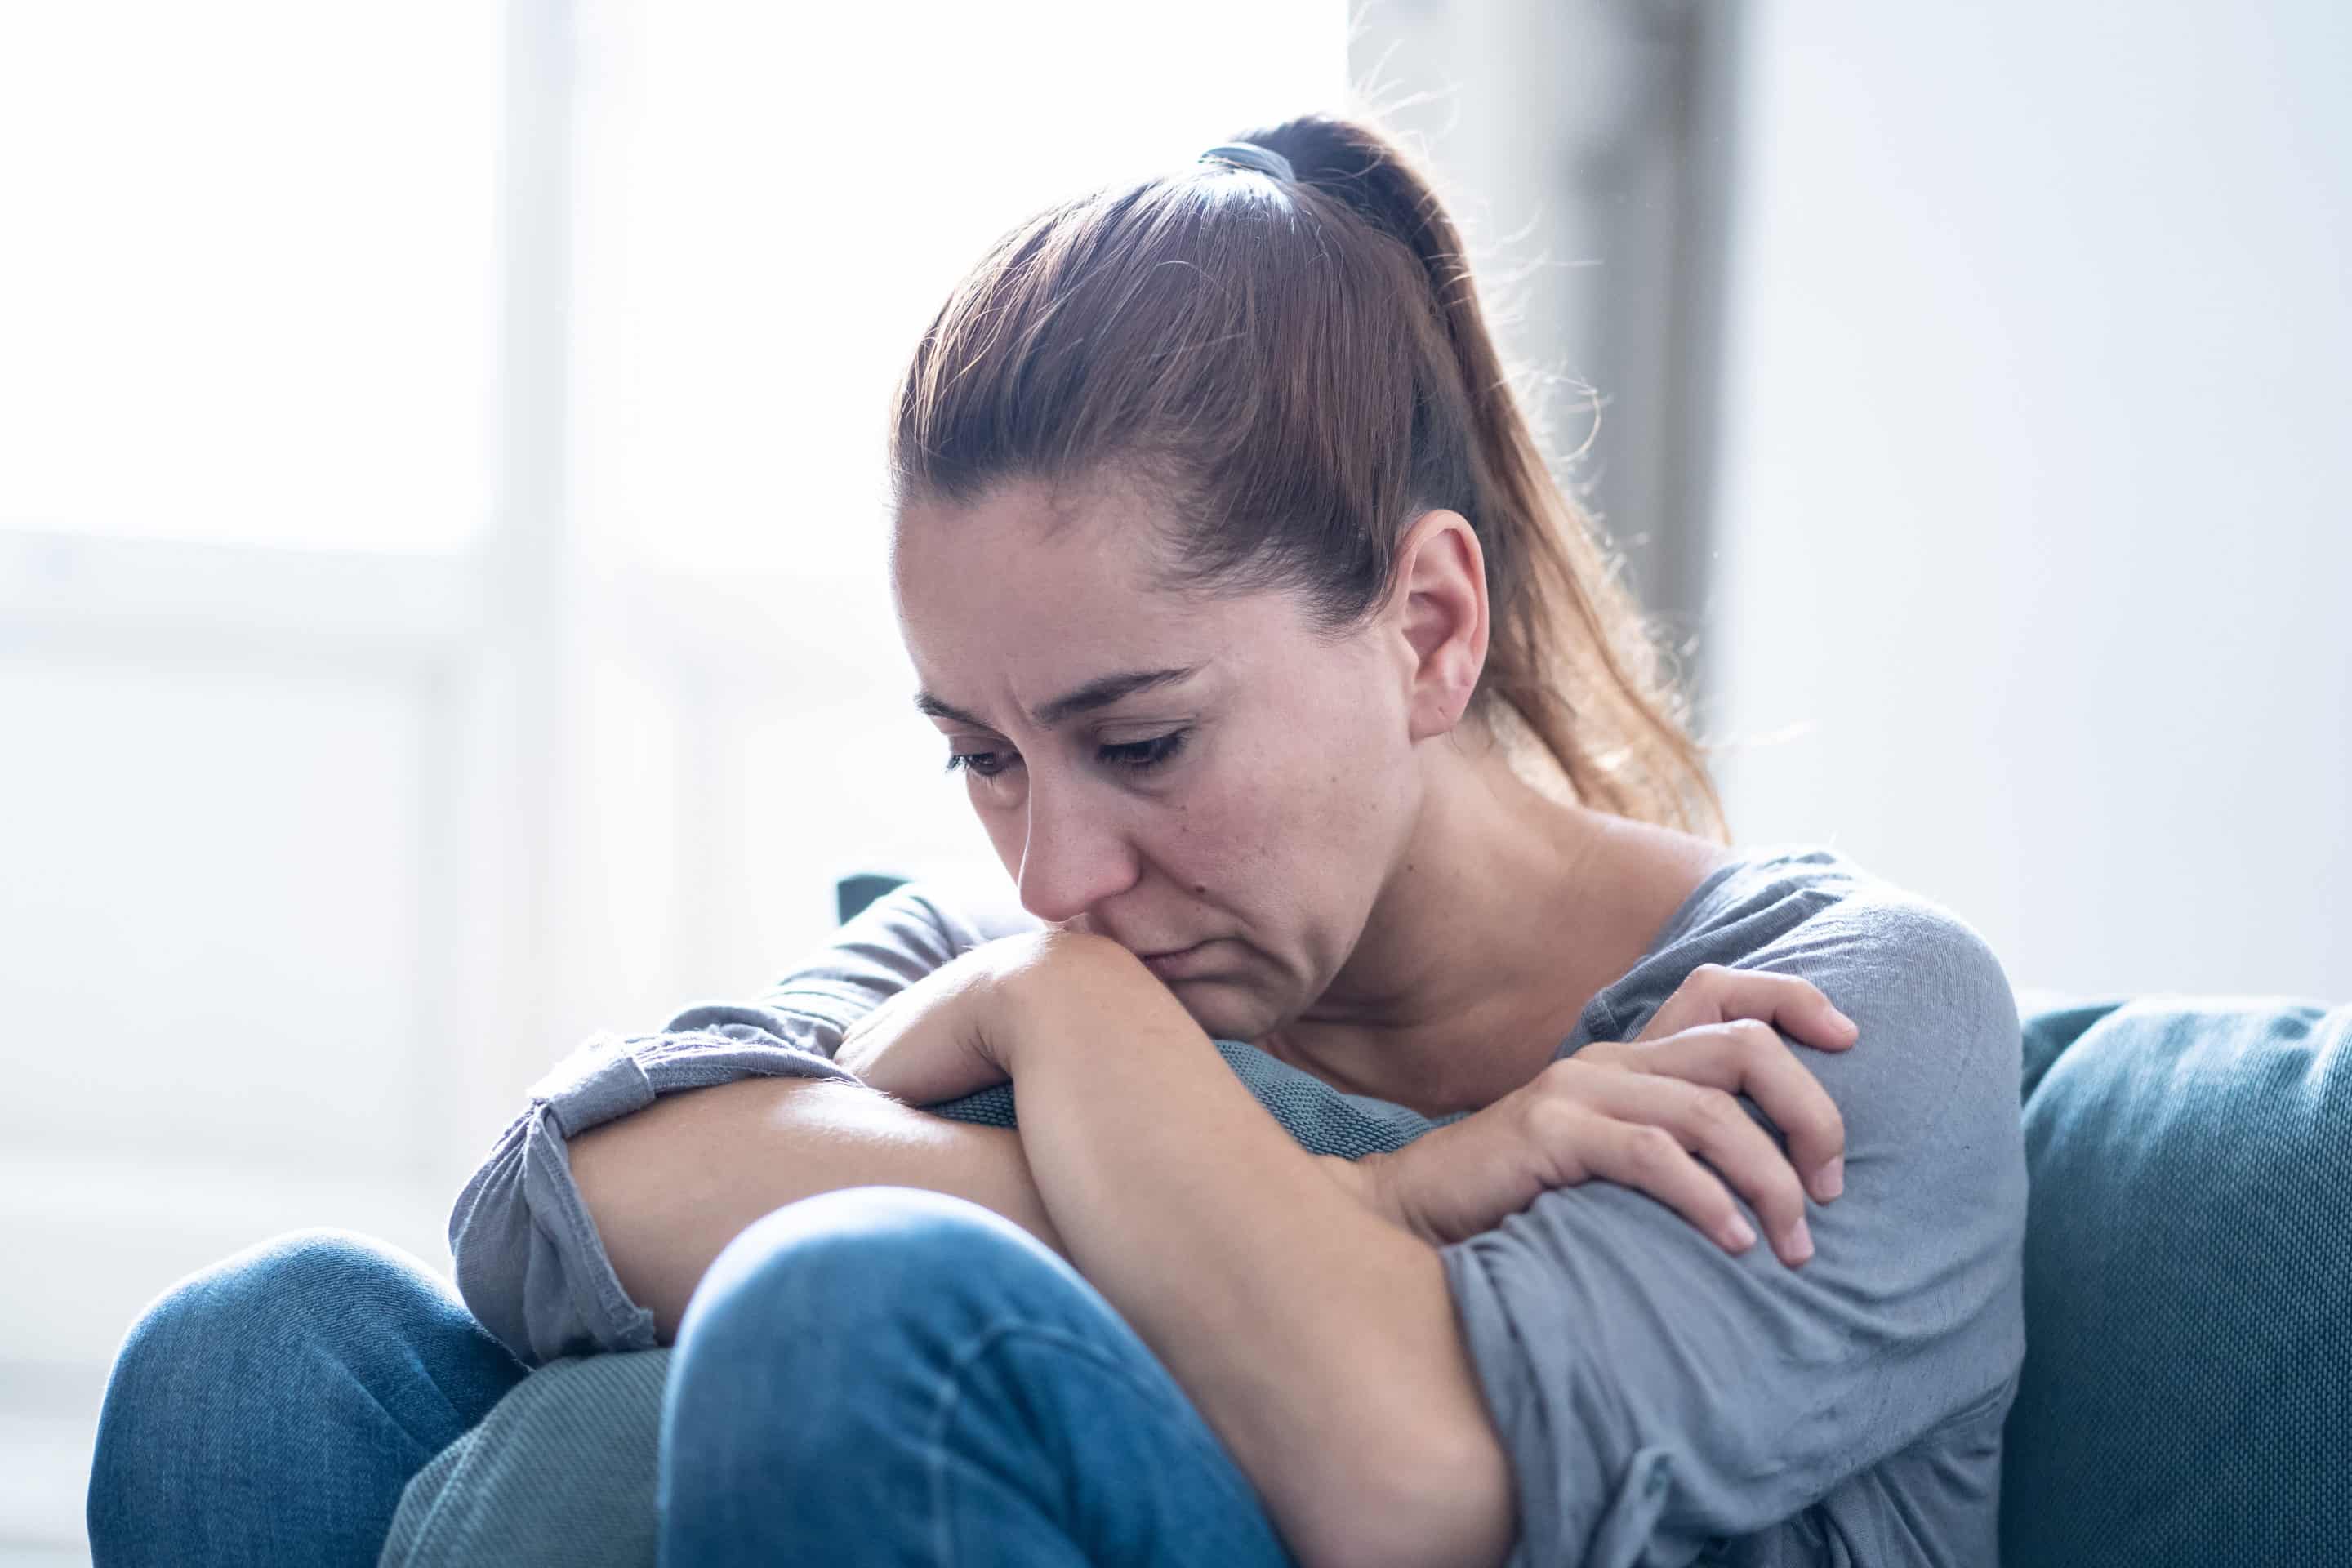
1101, 729, 1189, 772
943, 748, 1012, 779
942, 729, 1190, 780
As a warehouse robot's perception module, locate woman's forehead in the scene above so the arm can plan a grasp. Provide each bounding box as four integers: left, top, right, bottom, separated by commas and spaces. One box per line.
892, 479, 1214, 645
895, 475, 1171, 587
898, 558, 1227, 719
892, 477, 1331, 721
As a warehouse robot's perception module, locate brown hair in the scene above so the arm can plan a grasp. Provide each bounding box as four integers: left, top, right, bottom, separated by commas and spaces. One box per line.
888, 111, 1731, 844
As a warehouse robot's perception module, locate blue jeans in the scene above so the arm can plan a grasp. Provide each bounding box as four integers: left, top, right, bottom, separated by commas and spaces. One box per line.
86, 1227, 529, 1565
87, 1187, 1303, 1566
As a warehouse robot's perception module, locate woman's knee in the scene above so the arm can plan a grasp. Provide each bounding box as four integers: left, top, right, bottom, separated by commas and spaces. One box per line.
109, 1228, 430, 1371
658, 1188, 1284, 1566
679, 1186, 1088, 1358
89, 1228, 519, 1563
95, 1226, 512, 1467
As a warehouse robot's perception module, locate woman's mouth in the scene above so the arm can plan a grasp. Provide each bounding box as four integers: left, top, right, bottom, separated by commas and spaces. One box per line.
1139, 941, 1216, 978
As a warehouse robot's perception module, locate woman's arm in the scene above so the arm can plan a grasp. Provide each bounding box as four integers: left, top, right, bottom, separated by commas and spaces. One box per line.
569, 926, 1380, 1349
1433, 896, 2029, 1566
567, 1074, 1067, 1345
454, 875, 1427, 1370
995, 937, 1517, 1568
568, 1075, 1380, 1359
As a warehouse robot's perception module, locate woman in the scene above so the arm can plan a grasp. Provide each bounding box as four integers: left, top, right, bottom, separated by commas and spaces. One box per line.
87, 114, 2026, 1567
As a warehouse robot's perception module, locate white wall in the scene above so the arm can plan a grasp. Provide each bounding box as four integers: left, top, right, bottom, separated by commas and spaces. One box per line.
1708, 1, 2350, 999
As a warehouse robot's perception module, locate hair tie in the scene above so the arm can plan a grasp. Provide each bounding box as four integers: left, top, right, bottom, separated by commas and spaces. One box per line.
1198, 141, 1295, 184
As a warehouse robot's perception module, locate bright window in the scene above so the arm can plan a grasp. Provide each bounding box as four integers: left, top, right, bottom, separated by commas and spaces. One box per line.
0, 4, 500, 554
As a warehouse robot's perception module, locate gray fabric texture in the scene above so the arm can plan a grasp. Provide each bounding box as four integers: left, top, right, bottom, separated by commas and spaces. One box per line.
378, 1349, 667, 1568
1438, 849, 2028, 1566
425, 842, 2025, 1566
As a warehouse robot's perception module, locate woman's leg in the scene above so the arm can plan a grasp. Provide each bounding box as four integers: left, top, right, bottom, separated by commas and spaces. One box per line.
660, 1186, 1304, 1568
86, 1226, 528, 1567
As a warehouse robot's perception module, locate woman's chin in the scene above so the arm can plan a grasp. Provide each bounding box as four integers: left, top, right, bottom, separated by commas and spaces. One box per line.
1168, 986, 1265, 1045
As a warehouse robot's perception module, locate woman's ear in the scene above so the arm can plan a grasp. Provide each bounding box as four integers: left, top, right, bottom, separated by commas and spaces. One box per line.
1391, 510, 1490, 743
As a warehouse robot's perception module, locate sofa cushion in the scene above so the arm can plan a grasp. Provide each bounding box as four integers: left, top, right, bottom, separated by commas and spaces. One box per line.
1999, 991, 2352, 1566
378, 1348, 669, 1568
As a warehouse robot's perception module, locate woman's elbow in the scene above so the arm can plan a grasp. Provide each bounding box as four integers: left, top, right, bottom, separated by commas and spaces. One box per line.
1308, 1424, 1517, 1568
1413, 1424, 1519, 1568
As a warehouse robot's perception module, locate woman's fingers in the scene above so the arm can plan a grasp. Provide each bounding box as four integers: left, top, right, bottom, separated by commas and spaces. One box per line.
1592, 1018, 1850, 1205
1636, 965, 1859, 1053
1559, 1105, 1777, 1262
1557, 1062, 1820, 1266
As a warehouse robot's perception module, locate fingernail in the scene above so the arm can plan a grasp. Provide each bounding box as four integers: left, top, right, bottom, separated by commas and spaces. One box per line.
1786, 1218, 1815, 1263
1722, 1214, 1757, 1251
1815, 1158, 1844, 1200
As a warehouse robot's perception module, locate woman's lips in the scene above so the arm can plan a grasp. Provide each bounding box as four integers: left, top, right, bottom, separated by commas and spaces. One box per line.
1139, 941, 1217, 978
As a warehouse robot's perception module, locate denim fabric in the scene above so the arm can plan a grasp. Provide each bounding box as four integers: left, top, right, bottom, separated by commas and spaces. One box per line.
659, 1184, 1302, 1567
85, 1198, 1306, 1566
85, 1227, 528, 1567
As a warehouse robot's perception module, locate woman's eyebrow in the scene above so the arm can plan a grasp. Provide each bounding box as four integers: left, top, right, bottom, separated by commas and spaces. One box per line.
913, 662, 1205, 732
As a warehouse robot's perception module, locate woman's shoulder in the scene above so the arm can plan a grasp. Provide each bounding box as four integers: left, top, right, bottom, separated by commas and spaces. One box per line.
1583, 840, 2020, 1082
1649, 840, 1992, 960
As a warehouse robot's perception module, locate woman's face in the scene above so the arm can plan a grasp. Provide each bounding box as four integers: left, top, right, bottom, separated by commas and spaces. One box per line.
891, 474, 1425, 1044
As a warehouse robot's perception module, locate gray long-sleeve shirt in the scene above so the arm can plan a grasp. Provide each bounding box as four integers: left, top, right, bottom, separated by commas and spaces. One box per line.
449, 842, 2027, 1567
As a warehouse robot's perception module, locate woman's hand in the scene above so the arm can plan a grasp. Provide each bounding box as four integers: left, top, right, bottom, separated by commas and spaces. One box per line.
832, 929, 1112, 1107
1343, 967, 1857, 1267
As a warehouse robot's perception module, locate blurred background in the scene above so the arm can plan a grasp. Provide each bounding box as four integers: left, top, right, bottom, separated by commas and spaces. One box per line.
2, 1, 2345, 1559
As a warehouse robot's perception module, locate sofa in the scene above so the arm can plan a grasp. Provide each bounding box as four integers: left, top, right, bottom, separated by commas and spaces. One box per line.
377, 875, 2352, 1566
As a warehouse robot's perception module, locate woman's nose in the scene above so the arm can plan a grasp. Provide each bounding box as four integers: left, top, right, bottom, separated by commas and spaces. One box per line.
1013, 781, 1134, 929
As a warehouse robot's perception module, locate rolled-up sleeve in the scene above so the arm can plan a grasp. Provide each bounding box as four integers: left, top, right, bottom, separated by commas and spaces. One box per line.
447, 1009, 871, 1367
447, 876, 1041, 1369
1437, 896, 2030, 1567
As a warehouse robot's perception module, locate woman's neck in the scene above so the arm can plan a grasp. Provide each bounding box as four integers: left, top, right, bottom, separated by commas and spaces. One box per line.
1255, 734, 1730, 1117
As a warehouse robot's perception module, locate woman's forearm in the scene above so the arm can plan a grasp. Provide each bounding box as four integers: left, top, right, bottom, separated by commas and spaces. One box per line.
564, 1040, 1385, 1355
568, 1074, 1071, 1344
999, 945, 1516, 1568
